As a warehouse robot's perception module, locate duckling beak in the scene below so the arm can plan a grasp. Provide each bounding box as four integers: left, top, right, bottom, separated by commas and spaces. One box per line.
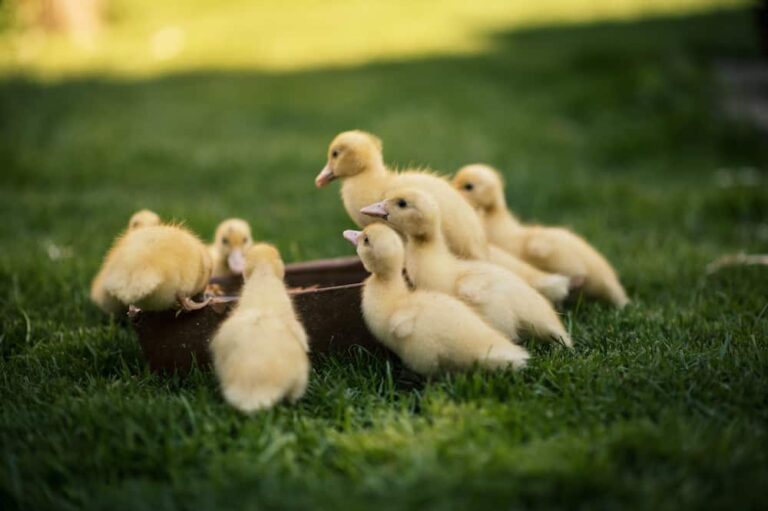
360, 201, 389, 220
315, 164, 336, 188
343, 230, 362, 247
227, 249, 246, 274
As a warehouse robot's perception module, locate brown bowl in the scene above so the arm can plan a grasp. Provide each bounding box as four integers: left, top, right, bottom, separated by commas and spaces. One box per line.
131, 256, 383, 373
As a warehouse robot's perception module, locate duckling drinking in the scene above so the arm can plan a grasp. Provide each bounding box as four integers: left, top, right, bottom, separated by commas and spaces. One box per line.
209, 218, 253, 278
98, 224, 212, 312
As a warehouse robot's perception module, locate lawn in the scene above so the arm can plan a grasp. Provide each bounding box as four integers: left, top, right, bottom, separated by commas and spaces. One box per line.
1, 3, 768, 510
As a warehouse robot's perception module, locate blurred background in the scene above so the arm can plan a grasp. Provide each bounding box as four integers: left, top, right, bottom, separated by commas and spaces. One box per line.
0, 0, 752, 76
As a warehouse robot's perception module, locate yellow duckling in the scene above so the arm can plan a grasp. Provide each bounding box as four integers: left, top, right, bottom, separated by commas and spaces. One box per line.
453, 164, 629, 307
208, 218, 253, 278
362, 188, 572, 347
345, 224, 528, 375
98, 224, 212, 311
315, 130, 488, 260
90, 209, 162, 314
210, 244, 310, 413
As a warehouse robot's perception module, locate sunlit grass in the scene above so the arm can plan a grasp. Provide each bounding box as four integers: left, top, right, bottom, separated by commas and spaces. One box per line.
0, 0, 749, 78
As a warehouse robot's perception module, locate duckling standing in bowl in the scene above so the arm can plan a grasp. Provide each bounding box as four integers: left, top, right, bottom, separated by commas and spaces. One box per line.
208, 218, 253, 278
453, 164, 629, 307
362, 188, 573, 347
210, 244, 310, 413
90, 209, 162, 314
316, 130, 488, 260
345, 224, 528, 375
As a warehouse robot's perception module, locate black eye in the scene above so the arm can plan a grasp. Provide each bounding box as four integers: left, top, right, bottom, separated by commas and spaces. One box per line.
464, 183, 474, 191
331, 149, 339, 158
397, 199, 407, 208
222, 238, 229, 245
364, 237, 370, 245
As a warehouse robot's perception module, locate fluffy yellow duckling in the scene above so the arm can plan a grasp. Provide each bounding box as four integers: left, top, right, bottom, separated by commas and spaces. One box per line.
453, 164, 629, 307
345, 224, 528, 375
210, 244, 310, 413
98, 224, 212, 311
488, 244, 571, 303
90, 209, 162, 314
315, 130, 488, 260
208, 218, 253, 278
362, 188, 572, 347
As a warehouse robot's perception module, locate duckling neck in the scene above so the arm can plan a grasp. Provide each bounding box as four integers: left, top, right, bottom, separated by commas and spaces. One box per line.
485, 198, 522, 231
341, 165, 393, 226
370, 271, 409, 296
406, 228, 457, 288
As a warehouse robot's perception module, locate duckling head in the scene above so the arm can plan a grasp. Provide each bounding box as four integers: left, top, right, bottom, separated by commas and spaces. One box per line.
452, 164, 505, 212
244, 243, 285, 280
128, 209, 161, 230
360, 187, 440, 240
214, 218, 253, 275
344, 223, 404, 278
315, 130, 384, 187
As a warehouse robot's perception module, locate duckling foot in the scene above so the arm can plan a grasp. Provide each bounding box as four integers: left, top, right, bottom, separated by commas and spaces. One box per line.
128, 305, 141, 317
177, 295, 211, 312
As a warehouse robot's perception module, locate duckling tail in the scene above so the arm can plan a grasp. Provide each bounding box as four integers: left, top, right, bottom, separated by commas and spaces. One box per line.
103, 267, 163, 307
481, 342, 530, 371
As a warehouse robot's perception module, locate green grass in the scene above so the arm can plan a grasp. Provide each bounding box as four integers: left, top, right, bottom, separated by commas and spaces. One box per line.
2, 6, 768, 510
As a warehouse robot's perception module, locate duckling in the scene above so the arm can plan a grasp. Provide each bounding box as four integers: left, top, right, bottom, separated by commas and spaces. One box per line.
90, 209, 162, 314
315, 130, 488, 260
99, 224, 212, 311
208, 218, 253, 278
453, 164, 629, 307
361, 188, 572, 347
345, 224, 528, 375
210, 244, 310, 413
488, 244, 570, 303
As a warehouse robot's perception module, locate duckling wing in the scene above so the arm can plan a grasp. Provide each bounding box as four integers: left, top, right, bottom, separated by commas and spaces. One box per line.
287, 317, 310, 352
388, 306, 420, 339
455, 272, 492, 305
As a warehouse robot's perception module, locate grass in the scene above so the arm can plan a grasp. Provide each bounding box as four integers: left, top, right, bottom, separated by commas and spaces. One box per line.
1, 4, 768, 510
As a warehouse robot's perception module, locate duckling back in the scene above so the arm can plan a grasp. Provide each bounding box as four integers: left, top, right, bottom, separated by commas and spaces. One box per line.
211, 252, 310, 413
362, 277, 529, 375
102, 225, 211, 310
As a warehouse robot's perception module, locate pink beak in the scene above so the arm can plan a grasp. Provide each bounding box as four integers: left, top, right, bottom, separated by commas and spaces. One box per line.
227, 249, 246, 274
343, 230, 362, 247
315, 164, 336, 188
360, 201, 389, 220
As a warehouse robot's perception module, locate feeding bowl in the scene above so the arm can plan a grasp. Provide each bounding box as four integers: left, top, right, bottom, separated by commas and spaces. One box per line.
131, 256, 382, 373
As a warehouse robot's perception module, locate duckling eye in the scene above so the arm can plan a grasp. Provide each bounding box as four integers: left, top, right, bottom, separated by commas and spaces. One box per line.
464, 183, 474, 191
364, 237, 370, 245
222, 238, 229, 245
331, 149, 339, 158
397, 199, 407, 208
